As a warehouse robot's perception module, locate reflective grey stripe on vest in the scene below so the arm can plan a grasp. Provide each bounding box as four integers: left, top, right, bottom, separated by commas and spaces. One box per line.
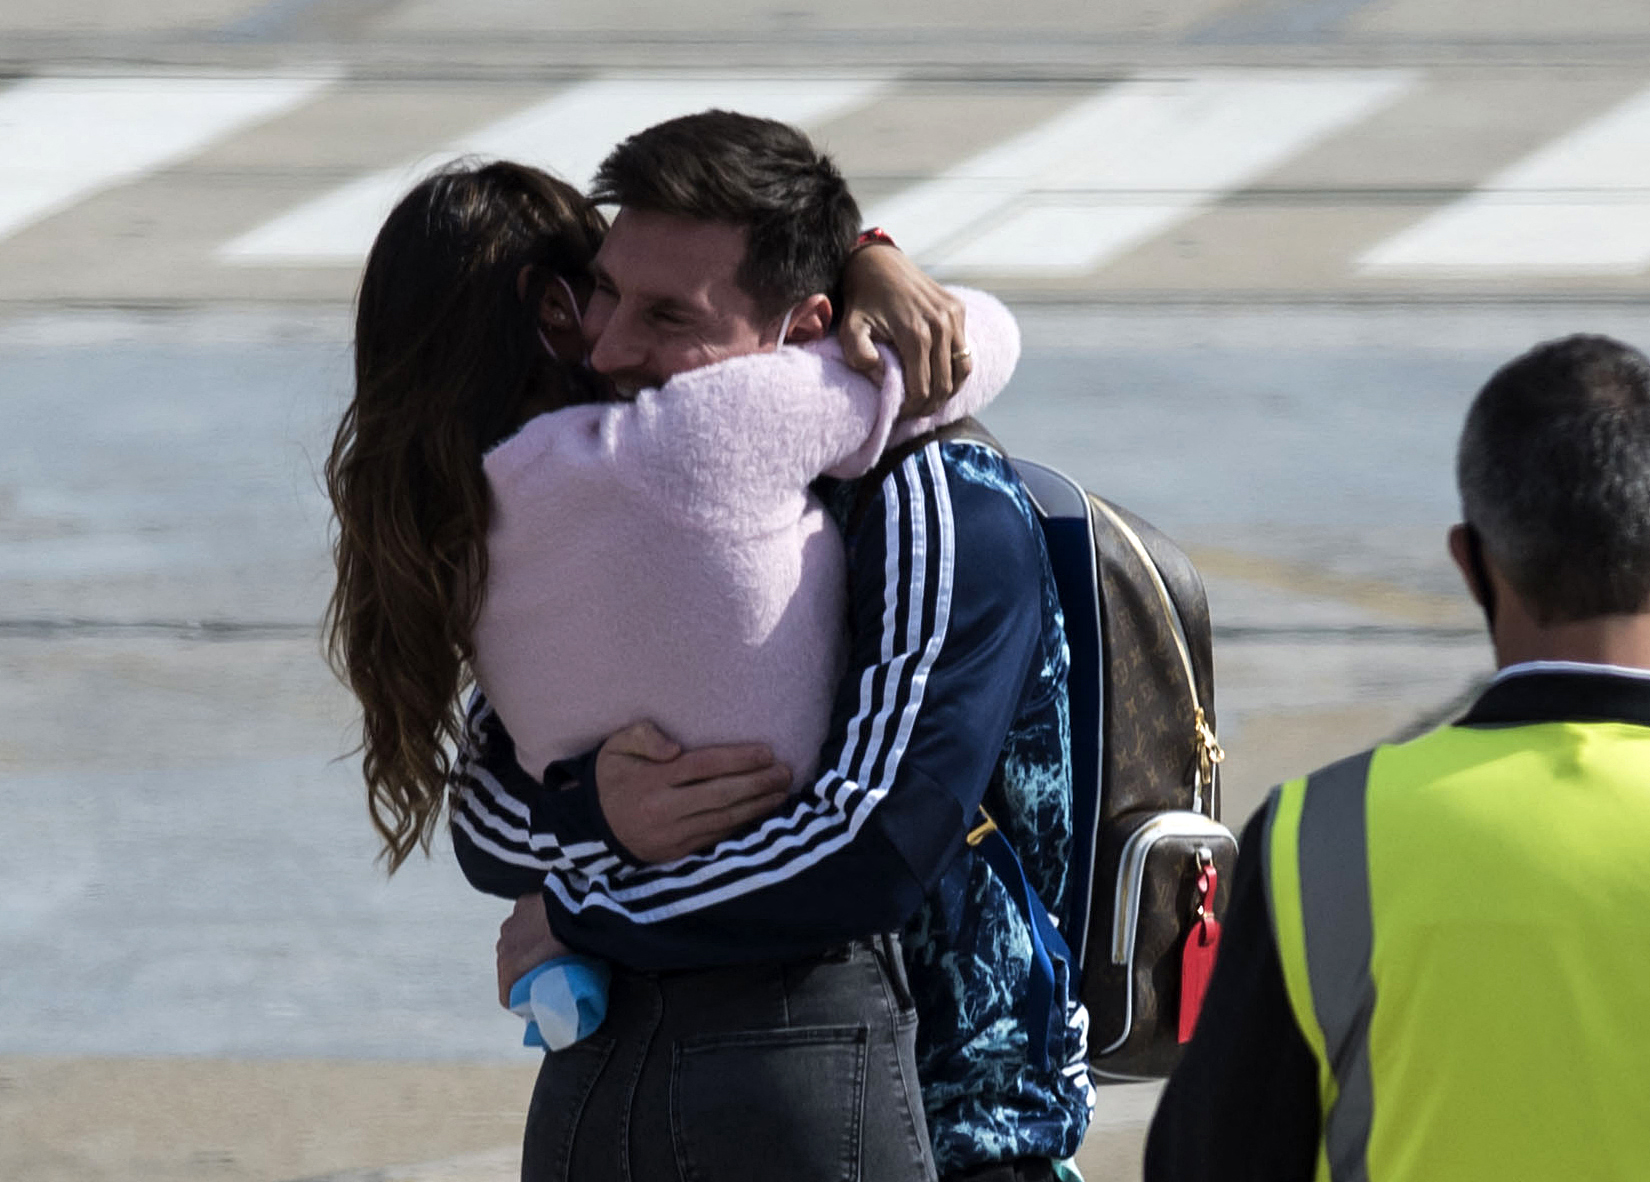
1298, 749, 1377, 1182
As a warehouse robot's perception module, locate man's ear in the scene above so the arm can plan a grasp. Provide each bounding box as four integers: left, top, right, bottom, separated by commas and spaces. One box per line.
781, 294, 833, 344
1447, 524, 1481, 606
1450, 523, 1502, 630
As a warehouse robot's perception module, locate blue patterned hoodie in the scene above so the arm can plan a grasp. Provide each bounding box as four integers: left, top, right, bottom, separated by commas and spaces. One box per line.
451, 439, 1094, 1172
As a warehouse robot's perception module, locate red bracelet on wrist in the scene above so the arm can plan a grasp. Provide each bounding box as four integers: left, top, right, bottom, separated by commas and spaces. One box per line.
853, 226, 898, 252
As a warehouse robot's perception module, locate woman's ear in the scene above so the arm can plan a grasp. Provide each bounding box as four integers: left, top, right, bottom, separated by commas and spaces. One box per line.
541, 277, 578, 330
516, 265, 576, 332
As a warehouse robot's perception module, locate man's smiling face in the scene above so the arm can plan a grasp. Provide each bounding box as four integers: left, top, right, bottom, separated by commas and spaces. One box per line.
582, 207, 780, 397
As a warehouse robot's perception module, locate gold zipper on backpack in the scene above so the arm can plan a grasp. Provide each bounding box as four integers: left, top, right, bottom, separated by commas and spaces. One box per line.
1086, 497, 1226, 812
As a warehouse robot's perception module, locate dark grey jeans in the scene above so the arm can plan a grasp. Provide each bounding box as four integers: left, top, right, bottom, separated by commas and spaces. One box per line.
520, 935, 936, 1182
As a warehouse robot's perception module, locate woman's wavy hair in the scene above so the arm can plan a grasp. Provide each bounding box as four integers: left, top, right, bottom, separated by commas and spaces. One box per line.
325, 160, 607, 872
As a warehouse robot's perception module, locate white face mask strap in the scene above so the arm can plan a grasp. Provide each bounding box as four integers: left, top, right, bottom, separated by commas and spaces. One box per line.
555, 275, 583, 329
773, 304, 798, 352
536, 275, 584, 363
536, 325, 561, 363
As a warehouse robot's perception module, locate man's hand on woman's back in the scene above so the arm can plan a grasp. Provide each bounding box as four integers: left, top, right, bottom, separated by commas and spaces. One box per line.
595, 721, 792, 864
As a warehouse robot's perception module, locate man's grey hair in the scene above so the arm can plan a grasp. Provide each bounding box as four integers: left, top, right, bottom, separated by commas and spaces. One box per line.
1457, 333, 1650, 624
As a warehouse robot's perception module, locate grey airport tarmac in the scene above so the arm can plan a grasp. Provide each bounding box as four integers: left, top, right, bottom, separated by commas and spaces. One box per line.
3, 0, 1648, 1178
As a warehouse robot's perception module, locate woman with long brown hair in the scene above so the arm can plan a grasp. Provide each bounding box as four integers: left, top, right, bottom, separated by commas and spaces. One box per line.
325, 160, 607, 873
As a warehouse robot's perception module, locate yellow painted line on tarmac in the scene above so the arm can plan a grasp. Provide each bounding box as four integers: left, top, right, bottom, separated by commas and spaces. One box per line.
1186, 545, 1472, 628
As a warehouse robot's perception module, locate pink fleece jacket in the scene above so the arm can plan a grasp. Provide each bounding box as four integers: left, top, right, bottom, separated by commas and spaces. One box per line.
473, 287, 1018, 783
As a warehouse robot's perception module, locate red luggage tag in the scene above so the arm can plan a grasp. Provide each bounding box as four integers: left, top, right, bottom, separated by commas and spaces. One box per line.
1178, 852, 1221, 1044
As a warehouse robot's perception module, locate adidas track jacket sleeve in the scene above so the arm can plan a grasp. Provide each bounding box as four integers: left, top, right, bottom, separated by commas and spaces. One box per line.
448, 691, 636, 900
493, 444, 1048, 970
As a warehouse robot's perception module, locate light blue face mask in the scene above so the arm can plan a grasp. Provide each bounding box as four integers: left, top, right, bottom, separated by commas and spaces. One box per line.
535, 274, 584, 363
508, 953, 610, 1051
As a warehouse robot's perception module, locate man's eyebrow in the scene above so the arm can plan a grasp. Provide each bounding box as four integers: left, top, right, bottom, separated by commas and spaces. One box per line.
587, 264, 699, 313
587, 261, 711, 321
643, 294, 705, 321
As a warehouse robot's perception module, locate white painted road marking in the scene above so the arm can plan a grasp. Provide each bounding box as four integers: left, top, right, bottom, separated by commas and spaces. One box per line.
0, 75, 332, 244
221, 75, 887, 264
866, 70, 1415, 275
17, 67, 1650, 289
1360, 84, 1650, 274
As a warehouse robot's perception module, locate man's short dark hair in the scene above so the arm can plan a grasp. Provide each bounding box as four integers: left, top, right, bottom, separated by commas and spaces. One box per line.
590, 109, 860, 318
1458, 333, 1650, 624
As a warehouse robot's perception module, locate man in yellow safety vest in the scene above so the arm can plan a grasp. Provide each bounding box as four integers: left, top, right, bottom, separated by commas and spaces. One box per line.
1145, 333, 1650, 1182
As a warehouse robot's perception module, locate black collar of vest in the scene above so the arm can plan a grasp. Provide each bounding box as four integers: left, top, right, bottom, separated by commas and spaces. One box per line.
1457, 669, 1650, 729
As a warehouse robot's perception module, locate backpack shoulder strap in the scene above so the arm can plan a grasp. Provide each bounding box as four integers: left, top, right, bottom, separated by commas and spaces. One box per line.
848, 417, 1004, 531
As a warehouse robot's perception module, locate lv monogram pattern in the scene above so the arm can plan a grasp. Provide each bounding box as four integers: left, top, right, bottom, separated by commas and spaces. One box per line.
1093, 498, 1215, 821
1085, 496, 1229, 1078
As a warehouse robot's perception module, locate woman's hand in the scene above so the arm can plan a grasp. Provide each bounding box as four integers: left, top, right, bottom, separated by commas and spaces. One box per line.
496, 893, 570, 1008
838, 244, 971, 417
